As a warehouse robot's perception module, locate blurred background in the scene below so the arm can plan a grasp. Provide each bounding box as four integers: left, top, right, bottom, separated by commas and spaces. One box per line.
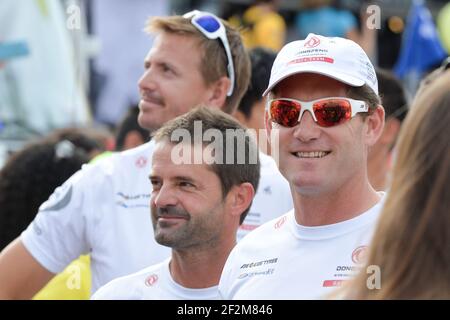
1, 0, 449, 168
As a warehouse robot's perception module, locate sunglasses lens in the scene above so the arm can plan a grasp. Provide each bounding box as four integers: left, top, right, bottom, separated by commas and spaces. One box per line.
313, 99, 351, 127
195, 15, 220, 33
270, 100, 301, 127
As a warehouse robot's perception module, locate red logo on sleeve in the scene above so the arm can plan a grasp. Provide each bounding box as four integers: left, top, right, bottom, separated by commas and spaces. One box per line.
135, 156, 148, 168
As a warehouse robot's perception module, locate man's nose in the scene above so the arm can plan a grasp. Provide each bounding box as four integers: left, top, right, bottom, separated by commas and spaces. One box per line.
152, 185, 178, 208
138, 68, 156, 92
293, 111, 321, 142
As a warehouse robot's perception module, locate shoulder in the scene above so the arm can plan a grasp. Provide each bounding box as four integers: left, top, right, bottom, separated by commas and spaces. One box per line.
237, 210, 293, 251
219, 211, 293, 298
103, 141, 154, 172
79, 141, 155, 184
92, 259, 167, 300
116, 141, 155, 160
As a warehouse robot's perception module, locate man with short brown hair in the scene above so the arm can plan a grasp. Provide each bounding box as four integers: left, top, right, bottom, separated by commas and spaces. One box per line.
93, 107, 260, 299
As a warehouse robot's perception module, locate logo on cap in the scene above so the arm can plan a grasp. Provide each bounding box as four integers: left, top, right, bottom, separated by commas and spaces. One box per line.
304, 36, 320, 48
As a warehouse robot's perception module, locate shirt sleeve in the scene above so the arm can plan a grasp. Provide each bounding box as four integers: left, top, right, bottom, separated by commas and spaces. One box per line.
21, 162, 104, 274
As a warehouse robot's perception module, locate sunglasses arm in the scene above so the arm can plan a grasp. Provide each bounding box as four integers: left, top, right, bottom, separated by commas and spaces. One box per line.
352, 101, 369, 116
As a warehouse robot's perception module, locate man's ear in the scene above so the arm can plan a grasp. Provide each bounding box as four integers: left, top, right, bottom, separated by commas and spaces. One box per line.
206, 76, 231, 109
227, 182, 255, 220
364, 105, 385, 146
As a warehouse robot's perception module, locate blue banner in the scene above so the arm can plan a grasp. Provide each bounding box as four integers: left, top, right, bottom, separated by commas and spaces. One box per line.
394, 0, 447, 78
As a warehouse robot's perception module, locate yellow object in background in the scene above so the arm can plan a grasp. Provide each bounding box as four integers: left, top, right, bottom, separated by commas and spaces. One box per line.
230, 5, 286, 52
33, 255, 91, 300
35, 0, 48, 17
437, 2, 450, 53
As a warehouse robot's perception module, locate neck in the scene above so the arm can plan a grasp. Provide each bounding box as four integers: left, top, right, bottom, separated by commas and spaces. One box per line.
292, 173, 381, 226
169, 238, 236, 289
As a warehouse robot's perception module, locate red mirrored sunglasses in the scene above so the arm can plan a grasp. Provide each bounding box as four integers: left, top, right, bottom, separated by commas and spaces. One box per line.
268, 97, 369, 128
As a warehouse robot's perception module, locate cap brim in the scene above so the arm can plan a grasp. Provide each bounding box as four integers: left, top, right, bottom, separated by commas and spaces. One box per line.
263, 65, 365, 96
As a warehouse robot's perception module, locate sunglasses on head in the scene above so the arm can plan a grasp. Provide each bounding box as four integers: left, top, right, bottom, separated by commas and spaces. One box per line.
183, 10, 235, 97
268, 97, 369, 128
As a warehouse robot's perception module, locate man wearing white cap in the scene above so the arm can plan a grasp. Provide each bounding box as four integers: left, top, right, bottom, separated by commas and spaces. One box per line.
219, 33, 386, 299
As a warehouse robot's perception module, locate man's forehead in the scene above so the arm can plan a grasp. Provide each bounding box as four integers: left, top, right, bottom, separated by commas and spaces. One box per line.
145, 33, 202, 67
273, 73, 349, 95
151, 32, 199, 54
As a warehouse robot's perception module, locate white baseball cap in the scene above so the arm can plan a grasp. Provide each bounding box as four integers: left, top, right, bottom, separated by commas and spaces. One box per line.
263, 33, 378, 96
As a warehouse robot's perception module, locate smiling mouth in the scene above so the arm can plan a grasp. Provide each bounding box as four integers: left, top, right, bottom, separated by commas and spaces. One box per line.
141, 98, 164, 107
157, 215, 189, 221
292, 151, 331, 159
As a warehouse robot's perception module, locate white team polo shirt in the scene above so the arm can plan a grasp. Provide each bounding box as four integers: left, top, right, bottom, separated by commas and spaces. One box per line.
219, 194, 385, 299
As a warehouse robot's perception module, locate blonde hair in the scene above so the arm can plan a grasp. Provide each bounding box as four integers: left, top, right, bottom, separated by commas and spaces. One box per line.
146, 14, 251, 115
341, 71, 450, 299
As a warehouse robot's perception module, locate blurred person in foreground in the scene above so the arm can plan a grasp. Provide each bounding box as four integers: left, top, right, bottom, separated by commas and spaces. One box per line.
339, 60, 450, 299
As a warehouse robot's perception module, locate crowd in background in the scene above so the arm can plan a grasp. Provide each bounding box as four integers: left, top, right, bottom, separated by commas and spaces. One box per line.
1, 0, 449, 157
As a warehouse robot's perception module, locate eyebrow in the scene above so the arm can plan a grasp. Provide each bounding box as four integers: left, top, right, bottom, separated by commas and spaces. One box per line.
144, 59, 178, 72
173, 176, 196, 184
148, 175, 196, 183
